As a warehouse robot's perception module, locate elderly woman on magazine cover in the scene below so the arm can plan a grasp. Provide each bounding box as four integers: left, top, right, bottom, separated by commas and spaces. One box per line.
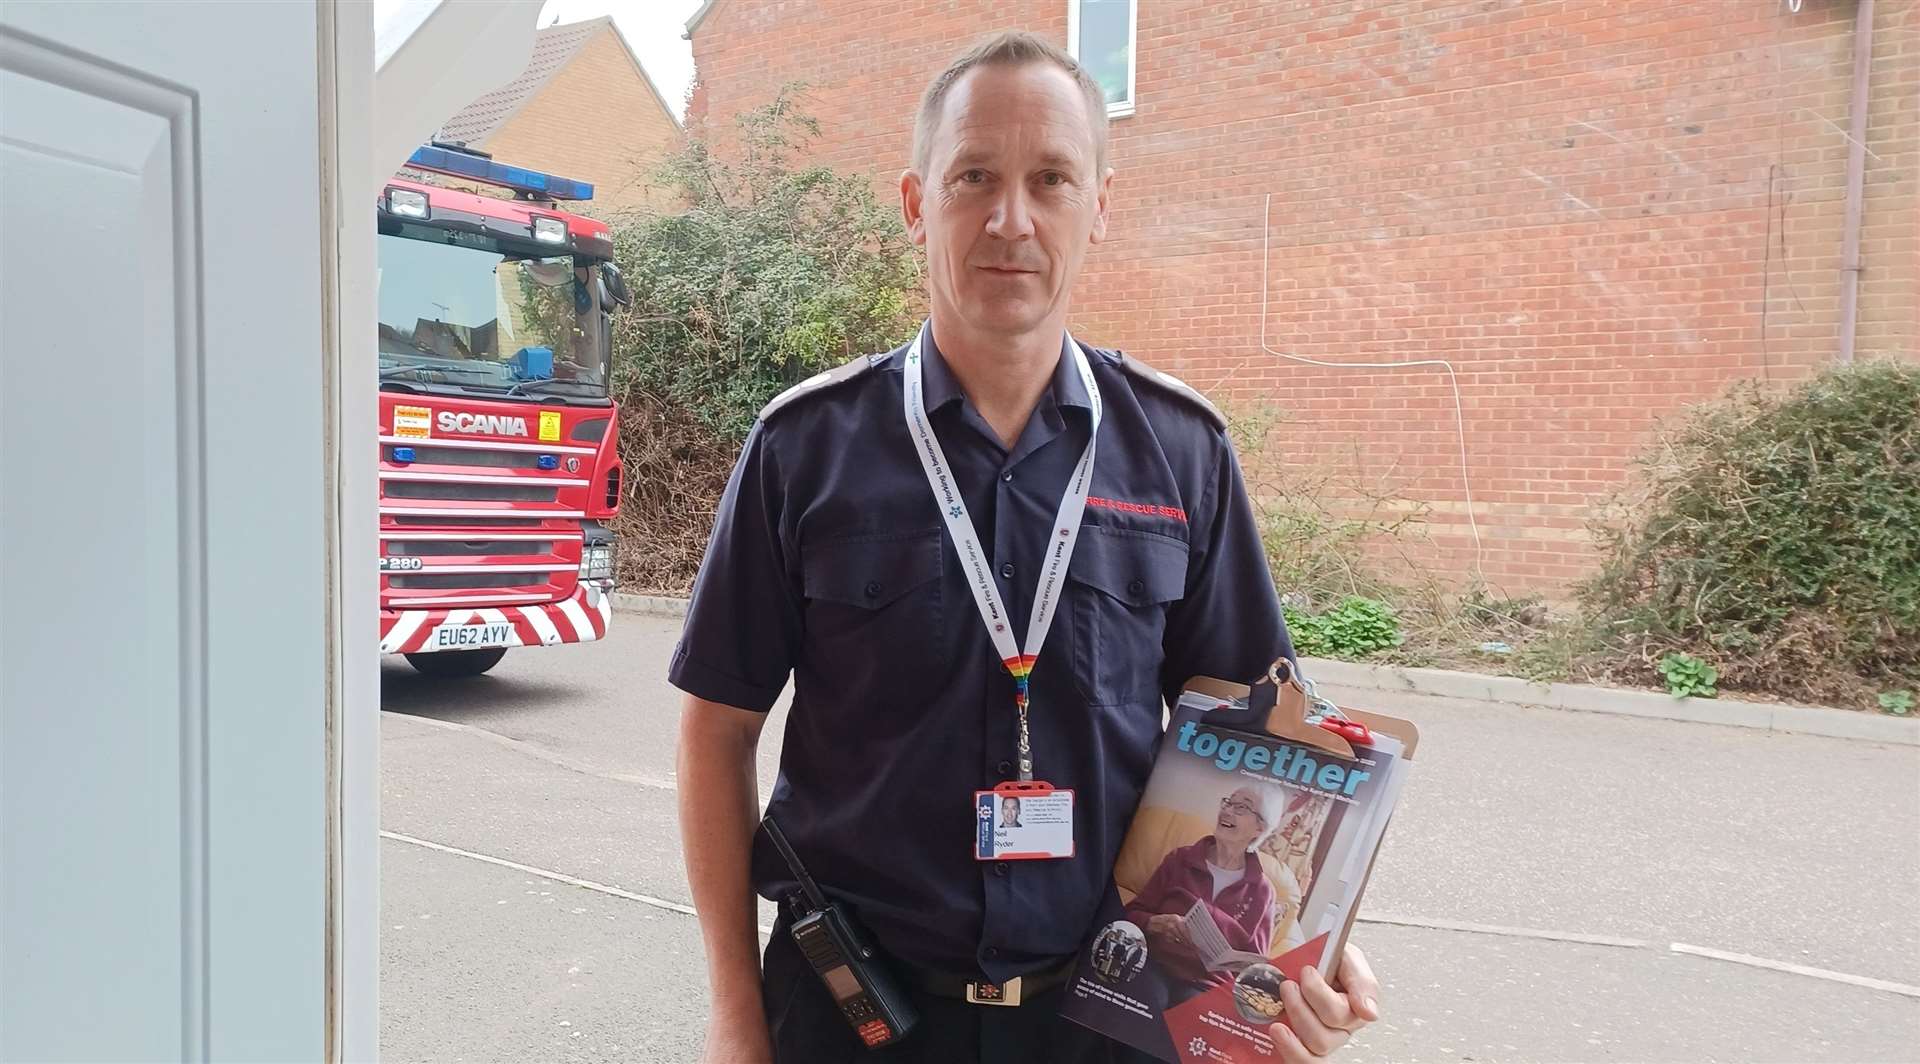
1124, 784, 1302, 986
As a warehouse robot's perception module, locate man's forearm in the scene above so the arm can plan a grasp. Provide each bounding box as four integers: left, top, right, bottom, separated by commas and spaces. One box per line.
677, 695, 768, 1027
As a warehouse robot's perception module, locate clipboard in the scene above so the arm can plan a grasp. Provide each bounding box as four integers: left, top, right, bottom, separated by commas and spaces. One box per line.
1179, 657, 1419, 987
1182, 657, 1421, 760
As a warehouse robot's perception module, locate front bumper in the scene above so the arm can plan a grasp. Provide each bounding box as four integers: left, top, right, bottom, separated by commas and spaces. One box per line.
379, 581, 613, 655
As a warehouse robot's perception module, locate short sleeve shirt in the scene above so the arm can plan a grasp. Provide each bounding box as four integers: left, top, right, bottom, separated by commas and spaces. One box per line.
667, 329, 1292, 983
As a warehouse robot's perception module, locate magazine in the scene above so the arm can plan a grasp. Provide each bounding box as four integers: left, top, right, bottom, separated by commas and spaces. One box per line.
1061, 679, 1416, 1062
1182, 899, 1268, 974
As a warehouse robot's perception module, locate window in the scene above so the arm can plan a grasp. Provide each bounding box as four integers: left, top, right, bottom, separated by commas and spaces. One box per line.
1069, 0, 1136, 116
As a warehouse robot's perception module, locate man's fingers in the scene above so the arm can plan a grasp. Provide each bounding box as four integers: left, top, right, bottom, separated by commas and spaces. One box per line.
1299, 965, 1358, 1033
1280, 978, 1348, 1057
1334, 943, 1381, 1023
1269, 1016, 1318, 1064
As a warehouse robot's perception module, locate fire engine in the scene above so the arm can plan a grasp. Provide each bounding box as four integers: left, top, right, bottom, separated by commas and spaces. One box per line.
376, 144, 628, 677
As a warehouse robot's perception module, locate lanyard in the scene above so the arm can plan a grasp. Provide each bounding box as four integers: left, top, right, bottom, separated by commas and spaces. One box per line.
901, 325, 1102, 781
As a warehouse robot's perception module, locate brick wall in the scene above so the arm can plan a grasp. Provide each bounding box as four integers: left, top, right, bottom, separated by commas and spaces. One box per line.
689, 0, 1919, 596
485, 27, 683, 215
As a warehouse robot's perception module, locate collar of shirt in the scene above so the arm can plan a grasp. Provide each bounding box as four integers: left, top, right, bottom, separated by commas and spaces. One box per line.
917, 330, 1096, 449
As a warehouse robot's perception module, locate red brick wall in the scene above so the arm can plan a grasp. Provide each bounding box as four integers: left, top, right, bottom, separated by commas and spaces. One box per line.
486, 27, 683, 215
689, 0, 1919, 596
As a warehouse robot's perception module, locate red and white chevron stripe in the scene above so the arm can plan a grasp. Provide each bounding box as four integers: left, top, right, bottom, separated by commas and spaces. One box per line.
379, 583, 613, 655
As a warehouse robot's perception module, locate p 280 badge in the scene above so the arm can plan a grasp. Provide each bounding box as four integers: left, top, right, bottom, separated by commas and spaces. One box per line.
379, 557, 425, 572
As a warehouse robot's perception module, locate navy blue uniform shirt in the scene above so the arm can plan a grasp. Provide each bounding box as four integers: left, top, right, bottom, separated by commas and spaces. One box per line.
668, 329, 1292, 984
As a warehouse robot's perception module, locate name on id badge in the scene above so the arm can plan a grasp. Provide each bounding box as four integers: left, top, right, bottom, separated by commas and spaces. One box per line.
975, 781, 1074, 860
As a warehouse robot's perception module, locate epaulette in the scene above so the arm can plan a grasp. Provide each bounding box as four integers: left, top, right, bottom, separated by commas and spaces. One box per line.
1113, 350, 1227, 431
757, 352, 885, 421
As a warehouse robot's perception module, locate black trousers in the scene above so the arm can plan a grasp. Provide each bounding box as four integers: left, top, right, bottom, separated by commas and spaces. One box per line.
761, 919, 1161, 1064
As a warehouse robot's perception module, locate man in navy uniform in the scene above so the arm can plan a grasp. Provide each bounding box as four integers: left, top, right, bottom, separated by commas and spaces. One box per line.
672, 30, 1381, 1064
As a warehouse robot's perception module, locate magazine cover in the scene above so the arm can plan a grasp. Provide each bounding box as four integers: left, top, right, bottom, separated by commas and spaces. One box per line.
1061, 686, 1412, 1062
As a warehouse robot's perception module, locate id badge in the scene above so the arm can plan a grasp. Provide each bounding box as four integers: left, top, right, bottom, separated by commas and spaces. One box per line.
975, 781, 1074, 860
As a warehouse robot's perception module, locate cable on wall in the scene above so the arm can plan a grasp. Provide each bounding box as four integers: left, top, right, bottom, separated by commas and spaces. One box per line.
1255, 193, 1487, 580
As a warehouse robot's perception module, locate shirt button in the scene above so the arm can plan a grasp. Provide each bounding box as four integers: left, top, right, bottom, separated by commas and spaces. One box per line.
986, 946, 1001, 958
996, 760, 1013, 777
994, 862, 1010, 877
1000, 562, 1016, 579
1127, 578, 1145, 596
864, 581, 882, 599
1001, 470, 1014, 482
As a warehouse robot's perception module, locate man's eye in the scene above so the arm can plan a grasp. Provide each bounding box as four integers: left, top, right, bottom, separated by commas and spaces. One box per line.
1040, 172, 1066, 187
960, 169, 987, 184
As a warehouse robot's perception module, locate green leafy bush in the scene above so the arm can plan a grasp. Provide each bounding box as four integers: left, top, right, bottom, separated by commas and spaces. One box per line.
1285, 597, 1404, 659
608, 88, 922, 444
1584, 361, 1920, 707
1879, 690, 1914, 715
1657, 652, 1718, 699
601, 93, 924, 591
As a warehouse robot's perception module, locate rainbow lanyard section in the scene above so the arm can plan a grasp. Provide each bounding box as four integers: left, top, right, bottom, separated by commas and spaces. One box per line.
901, 324, 1102, 782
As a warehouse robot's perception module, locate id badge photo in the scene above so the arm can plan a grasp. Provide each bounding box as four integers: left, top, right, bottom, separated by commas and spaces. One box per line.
975, 780, 1074, 861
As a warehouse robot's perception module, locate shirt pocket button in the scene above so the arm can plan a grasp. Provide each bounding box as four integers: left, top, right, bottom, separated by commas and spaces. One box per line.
1127, 578, 1145, 596
864, 581, 882, 599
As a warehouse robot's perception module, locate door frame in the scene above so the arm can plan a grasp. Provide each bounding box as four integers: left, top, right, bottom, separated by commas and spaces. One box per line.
321, 1, 378, 1059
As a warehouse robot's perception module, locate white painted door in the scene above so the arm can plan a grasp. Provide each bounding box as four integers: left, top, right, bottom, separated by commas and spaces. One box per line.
1, 3, 329, 1059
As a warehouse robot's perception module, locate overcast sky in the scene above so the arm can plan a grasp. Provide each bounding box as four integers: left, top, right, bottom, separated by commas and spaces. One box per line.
537, 0, 704, 119
375, 0, 703, 119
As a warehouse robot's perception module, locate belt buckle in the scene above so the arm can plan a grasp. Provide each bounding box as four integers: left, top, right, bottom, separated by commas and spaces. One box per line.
964, 976, 1022, 1007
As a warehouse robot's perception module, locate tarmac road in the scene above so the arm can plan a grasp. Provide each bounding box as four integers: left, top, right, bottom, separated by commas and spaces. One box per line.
379, 610, 1920, 1063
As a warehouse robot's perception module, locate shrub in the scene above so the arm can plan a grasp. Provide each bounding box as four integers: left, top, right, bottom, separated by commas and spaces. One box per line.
1657, 652, 1718, 699
606, 88, 922, 445
1582, 360, 1920, 707
1285, 597, 1404, 659
602, 92, 924, 590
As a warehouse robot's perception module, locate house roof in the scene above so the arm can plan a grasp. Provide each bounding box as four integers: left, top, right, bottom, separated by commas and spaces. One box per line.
436, 15, 681, 146
683, 0, 721, 38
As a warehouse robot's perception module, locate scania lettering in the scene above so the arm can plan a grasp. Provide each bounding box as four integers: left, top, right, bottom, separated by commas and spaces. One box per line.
377, 143, 632, 679
437, 412, 530, 437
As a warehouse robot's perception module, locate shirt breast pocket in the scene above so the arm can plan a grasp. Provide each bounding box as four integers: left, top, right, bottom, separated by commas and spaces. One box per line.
800, 530, 944, 691
1068, 528, 1189, 706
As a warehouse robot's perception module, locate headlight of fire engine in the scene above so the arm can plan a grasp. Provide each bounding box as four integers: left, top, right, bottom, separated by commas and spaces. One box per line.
532, 217, 567, 244
579, 545, 614, 582
386, 187, 429, 218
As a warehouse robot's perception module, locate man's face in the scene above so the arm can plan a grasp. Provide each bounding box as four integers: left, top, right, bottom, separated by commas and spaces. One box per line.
903, 62, 1111, 339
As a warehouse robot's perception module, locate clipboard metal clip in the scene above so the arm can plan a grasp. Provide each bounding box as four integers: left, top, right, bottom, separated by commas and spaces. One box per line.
1270, 662, 1375, 747
1302, 675, 1372, 744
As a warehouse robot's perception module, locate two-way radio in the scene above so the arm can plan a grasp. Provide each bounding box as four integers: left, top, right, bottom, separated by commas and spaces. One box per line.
762, 815, 919, 1049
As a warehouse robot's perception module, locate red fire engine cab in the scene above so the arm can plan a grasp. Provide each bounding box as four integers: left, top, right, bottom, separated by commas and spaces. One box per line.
376, 143, 627, 677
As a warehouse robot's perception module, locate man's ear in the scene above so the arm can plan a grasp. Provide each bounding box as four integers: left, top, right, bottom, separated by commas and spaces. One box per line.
900, 168, 928, 246
1090, 166, 1114, 244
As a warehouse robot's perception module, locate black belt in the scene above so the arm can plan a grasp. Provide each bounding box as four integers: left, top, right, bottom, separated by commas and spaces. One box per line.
905, 957, 1077, 1007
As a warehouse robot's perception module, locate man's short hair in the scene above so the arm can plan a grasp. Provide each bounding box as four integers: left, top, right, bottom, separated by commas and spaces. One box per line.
911, 29, 1111, 176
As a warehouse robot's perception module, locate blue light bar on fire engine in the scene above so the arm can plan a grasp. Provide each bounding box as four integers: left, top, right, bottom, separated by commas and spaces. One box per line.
405, 145, 594, 201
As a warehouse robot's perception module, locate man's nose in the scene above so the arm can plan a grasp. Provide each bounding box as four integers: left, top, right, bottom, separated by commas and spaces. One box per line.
985, 183, 1035, 240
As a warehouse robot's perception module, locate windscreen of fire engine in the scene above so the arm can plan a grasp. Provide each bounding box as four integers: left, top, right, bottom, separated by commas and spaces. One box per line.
377, 232, 610, 399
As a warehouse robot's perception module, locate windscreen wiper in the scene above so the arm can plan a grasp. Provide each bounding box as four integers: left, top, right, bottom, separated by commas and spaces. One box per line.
506, 377, 604, 397
380, 364, 500, 380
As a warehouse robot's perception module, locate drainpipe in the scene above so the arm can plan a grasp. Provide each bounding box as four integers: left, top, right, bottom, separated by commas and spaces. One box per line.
1837, 0, 1875, 363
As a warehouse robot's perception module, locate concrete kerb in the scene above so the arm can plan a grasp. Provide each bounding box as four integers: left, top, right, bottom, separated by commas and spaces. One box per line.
611, 593, 1918, 746
1300, 658, 1919, 746
614, 592, 690, 619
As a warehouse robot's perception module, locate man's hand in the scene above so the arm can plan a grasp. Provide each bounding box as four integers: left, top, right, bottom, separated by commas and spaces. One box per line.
698, 1017, 772, 1064
1268, 943, 1380, 1063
